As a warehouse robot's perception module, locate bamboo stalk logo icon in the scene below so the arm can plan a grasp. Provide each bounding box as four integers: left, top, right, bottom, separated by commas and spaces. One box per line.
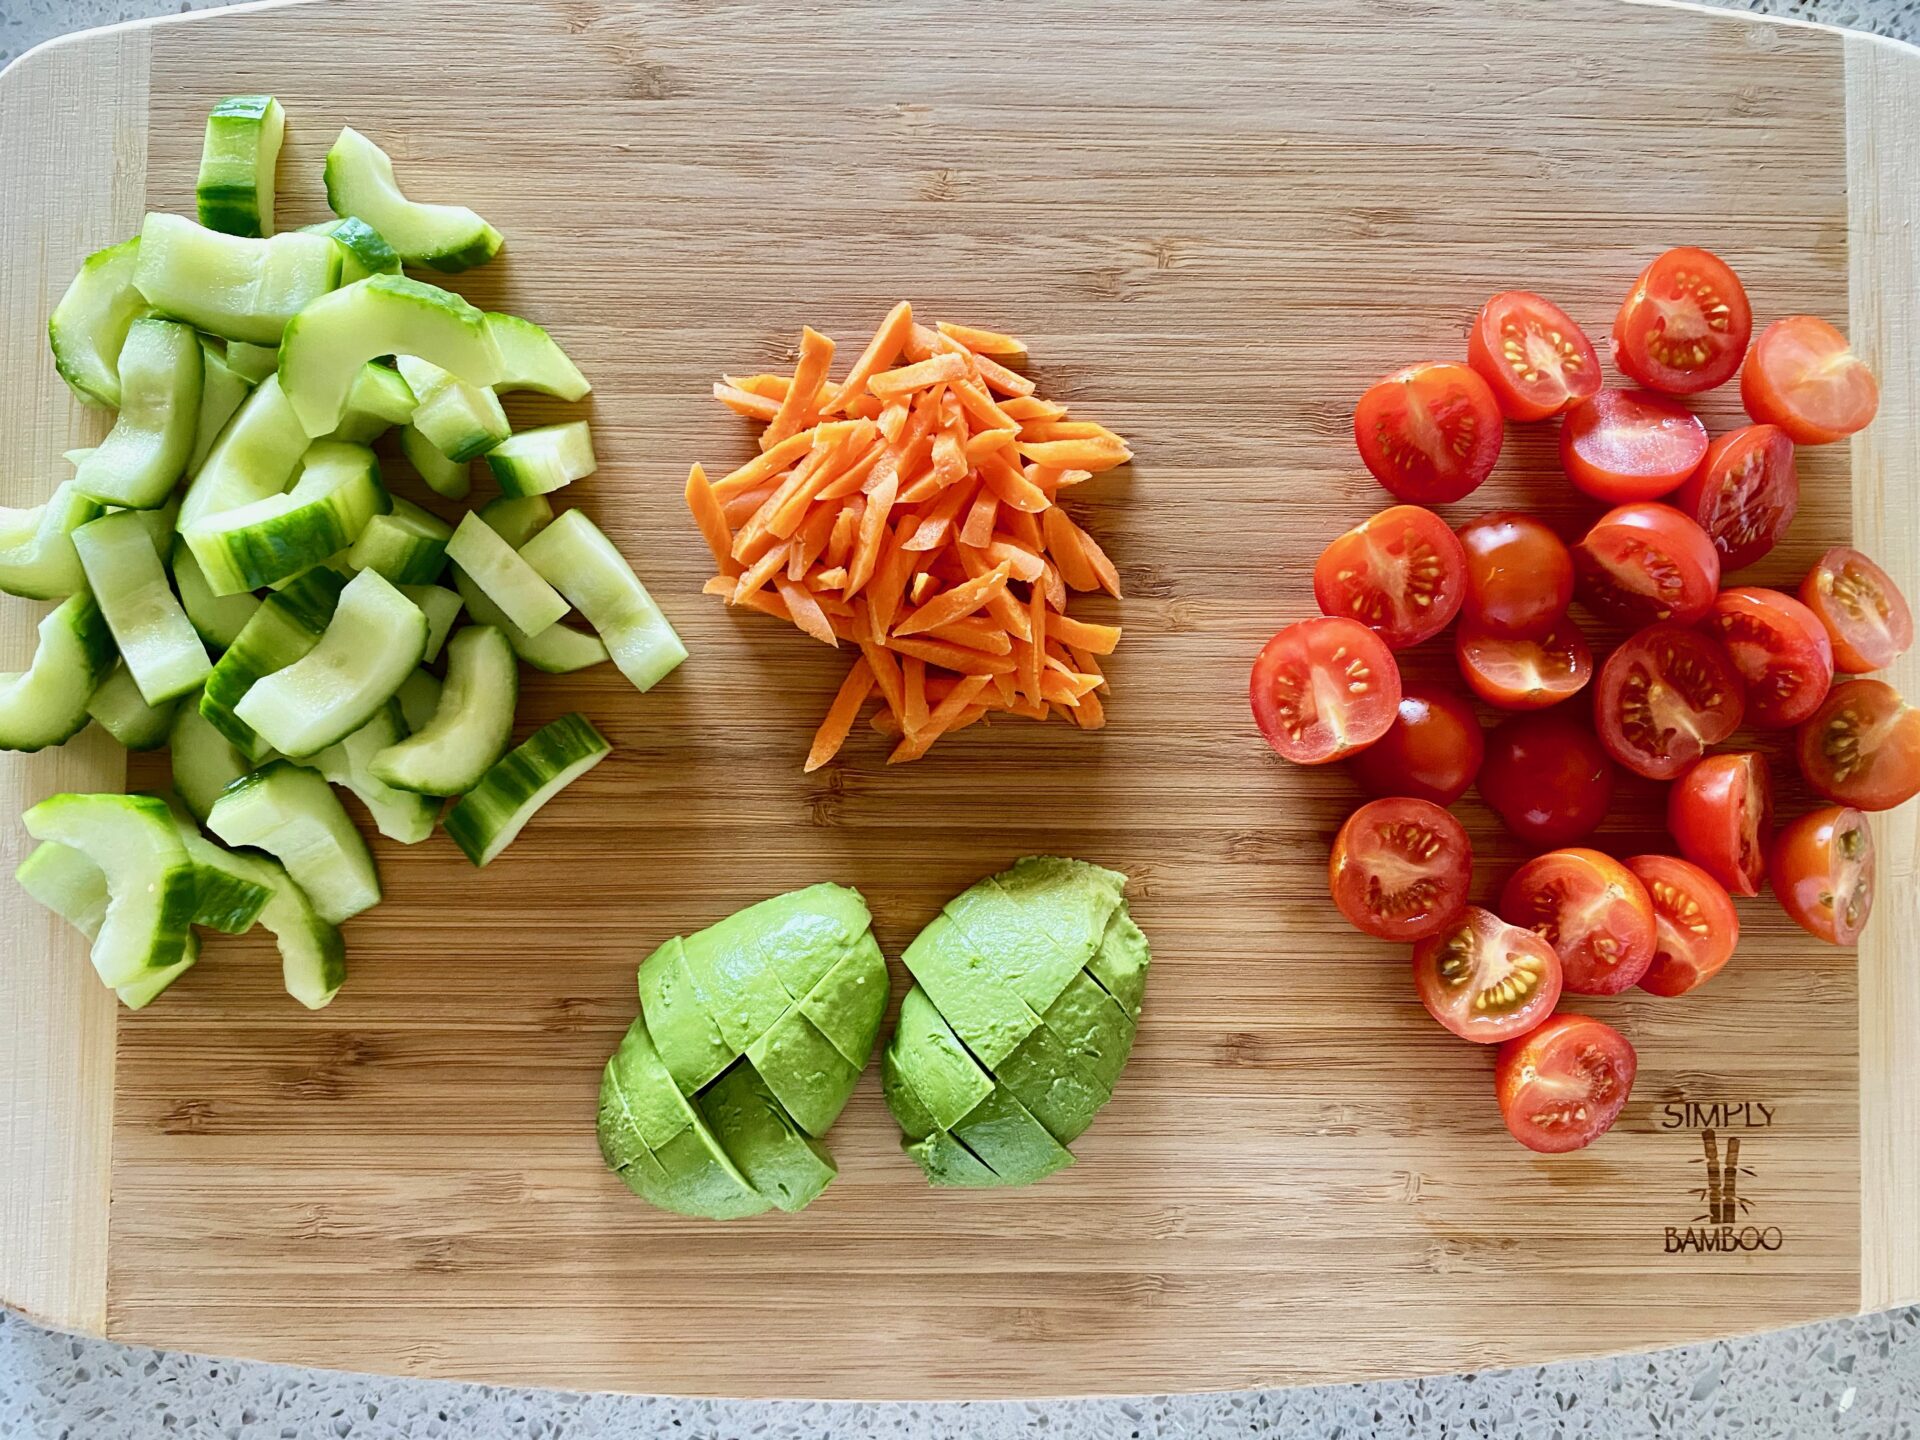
1703, 1129, 1740, 1224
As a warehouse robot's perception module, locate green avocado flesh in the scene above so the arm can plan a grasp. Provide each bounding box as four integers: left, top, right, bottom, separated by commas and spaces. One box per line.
598, 883, 886, 1220
887, 855, 1149, 1189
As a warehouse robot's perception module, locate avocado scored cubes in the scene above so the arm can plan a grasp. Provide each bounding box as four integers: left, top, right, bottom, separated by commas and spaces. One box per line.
905, 1130, 1003, 1188
1042, 968, 1138, 1093
900, 913, 1044, 1068
1086, 904, 1150, 1021
951, 1084, 1075, 1187
698, 1061, 836, 1213
797, 932, 889, 1068
887, 985, 993, 1131
636, 936, 734, 1096
745, 1005, 861, 1139
994, 1018, 1112, 1146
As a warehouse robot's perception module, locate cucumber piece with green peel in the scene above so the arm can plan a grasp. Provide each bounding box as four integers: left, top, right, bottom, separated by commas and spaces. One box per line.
72, 510, 210, 706
398, 423, 470, 500
71, 318, 202, 508
132, 212, 340, 346
48, 236, 146, 408
232, 568, 426, 758
168, 694, 255, 823
198, 566, 348, 759
21, 792, 197, 986
519, 509, 687, 692
279, 273, 502, 437
16, 842, 198, 1010
323, 125, 503, 273
179, 374, 307, 531
322, 362, 417, 445
0, 483, 105, 602
184, 439, 388, 595
487, 313, 590, 400
189, 339, 255, 475
483, 420, 596, 498
346, 496, 451, 585
395, 356, 508, 462
310, 699, 437, 845
370, 624, 515, 796
224, 341, 279, 384
85, 663, 178, 750
171, 535, 261, 651
394, 668, 442, 733
196, 95, 285, 238
0, 593, 116, 752
150, 794, 274, 935
445, 511, 568, 635
451, 568, 607, 674
129, 494, 181, 564
444, 712, 609, 867
304, 216, 401, 282
478, 493, 553, 547
206, 760, 380, 926
398, 584, 462, 662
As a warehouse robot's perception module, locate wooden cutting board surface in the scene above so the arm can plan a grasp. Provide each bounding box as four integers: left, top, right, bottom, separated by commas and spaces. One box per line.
3, 0, 1918, 1401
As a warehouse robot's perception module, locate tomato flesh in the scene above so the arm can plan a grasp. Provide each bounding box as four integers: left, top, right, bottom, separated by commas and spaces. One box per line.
1456, 511, 1574, 638
1353, 362, 1504, 504
1467, 290, 1602, 422
1558, 389, 1710, 504
1574, 502, 1721, 627
1612, 246, 1753, 395
1667, 752, 1772, 898
1499, 848, 1656, 995
1770, 806, 1874, 946
1671, 424, 1798, 573
1708, 586, 1835, 730
1628, 854, 1741, 997
1456, 619, 1592, 711
1329, 797, 1472, 943
1495, 1014, 1638, 1153
1800, 546, 1914, 675
1742, 315, 1880, 445
1312, 505, 1467, 649
1796, 677, 1920, 812
1478, 712, 1616, 847
1412, 906, 1563, 1045
1348, 684, 1485, 806
1251, 617, 1403, 765
1595, 623, 1745, 781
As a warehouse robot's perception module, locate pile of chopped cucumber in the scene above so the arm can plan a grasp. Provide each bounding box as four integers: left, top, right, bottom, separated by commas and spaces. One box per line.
10, 96, 682, 1012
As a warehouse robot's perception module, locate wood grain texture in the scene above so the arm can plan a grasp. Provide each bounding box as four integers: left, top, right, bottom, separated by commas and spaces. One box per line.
0, 0, 1913, 1399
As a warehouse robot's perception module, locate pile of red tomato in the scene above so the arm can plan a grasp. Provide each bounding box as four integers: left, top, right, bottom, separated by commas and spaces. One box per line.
1251, 247, 1911, 1156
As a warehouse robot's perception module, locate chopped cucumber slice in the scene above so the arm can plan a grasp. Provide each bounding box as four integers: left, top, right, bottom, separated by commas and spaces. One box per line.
395, 668, 442, 732
520, 509, 687, 691
130, 493, 182, 564
21, 792, 197, 985
48, 236, 146, 408
153, 795, 274, 935
71, 318, 202, 508
395, 356, 508, 462
300, 216, 401, 282
0, 482, 104, 601
169, 692, 255, 822
398, 583, 462, 663
196, 94, 284, 238
487, 313, 590, 400
445, 510, 568, 635
279, 273, 502, 437
444, 713, 610, 867
478, 493, 553, 547
132, 212, 340, 346
199, 566, 347, 759
371, 624, 515, 796
0, 593, 116, 752
171, 535, 261, 651
189, 339, 255, 475
16, 841, 197, 1009
484, 420, 596, 498
323, 125, 503, 273
179, 373, 307, 531
233, 568, 426, 757
399, 422, 470, 500
185, 439, 388, 595
85, 662, 178, 750
72, 510, 210, 705
323, 362, 416, 444
207, 761, 380, 925
347, 496, 451, 585
451, 569, 607, 674
225, 341, 279, 384
311, 698, 437, 844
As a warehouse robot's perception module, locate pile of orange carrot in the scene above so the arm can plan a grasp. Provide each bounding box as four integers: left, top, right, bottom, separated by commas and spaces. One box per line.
684, 303, 1132, 769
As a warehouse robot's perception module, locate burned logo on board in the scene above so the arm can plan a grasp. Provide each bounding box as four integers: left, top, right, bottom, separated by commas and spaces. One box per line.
1659, 1101, 1785, 1253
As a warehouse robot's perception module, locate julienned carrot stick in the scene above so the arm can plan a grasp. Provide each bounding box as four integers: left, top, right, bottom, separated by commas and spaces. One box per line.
1048, 613, 1121, 655
936, 320, 1028, 357
890, 673, 992, 763
761, 326, 836, 451
825, 301, 913, 415
870, 352, 969, 398
714, 383, 781, 421
685, 464, 740, 578
807, 657, 876, 772
891, 561, 1012, 638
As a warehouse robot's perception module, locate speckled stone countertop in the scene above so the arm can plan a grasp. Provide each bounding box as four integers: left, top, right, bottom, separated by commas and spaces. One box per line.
4, 1, 1920, 1436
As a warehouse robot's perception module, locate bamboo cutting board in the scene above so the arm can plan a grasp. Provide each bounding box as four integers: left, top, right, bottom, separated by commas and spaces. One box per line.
2, 0, 1917, 1401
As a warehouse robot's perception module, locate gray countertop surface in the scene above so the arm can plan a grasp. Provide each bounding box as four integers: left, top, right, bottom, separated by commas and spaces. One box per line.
4, 0, 1919, 1435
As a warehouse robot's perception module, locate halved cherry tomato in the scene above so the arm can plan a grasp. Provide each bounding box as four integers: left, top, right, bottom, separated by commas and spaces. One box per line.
1412, 906, 1563, 1045
1574, 502, 1721, 627
1796, 678, 1920, 811
1707, 587, 1835, 729
1467, 290, 1603, 422
1595, 623, 1745, 780
1251, 617, 1402, 765
1495, 1014, 1638, 1153
1353, 362, 1504, 504
1456, 511, 1574, 638
1499, 848, 1656, 995
1348, 684, 1485, 806
1671, 424, 1798, 572
1770, 806, 1874, 946
1329, 797, 1473, 943
1612, 246, 1753, 395
1628, 854, 1741, 997
1558, 389, 1710, 503
1667, 753, 1773, 897
1456, 619, 1593, 711
1800, 546, 1914, 674
1479, 712, 1616, 846
1742, 315, 1880, 445
1312, 505, 1467, 649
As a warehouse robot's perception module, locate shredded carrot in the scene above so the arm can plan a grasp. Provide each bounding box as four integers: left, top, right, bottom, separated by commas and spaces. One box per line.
688, 304, 1129, 767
